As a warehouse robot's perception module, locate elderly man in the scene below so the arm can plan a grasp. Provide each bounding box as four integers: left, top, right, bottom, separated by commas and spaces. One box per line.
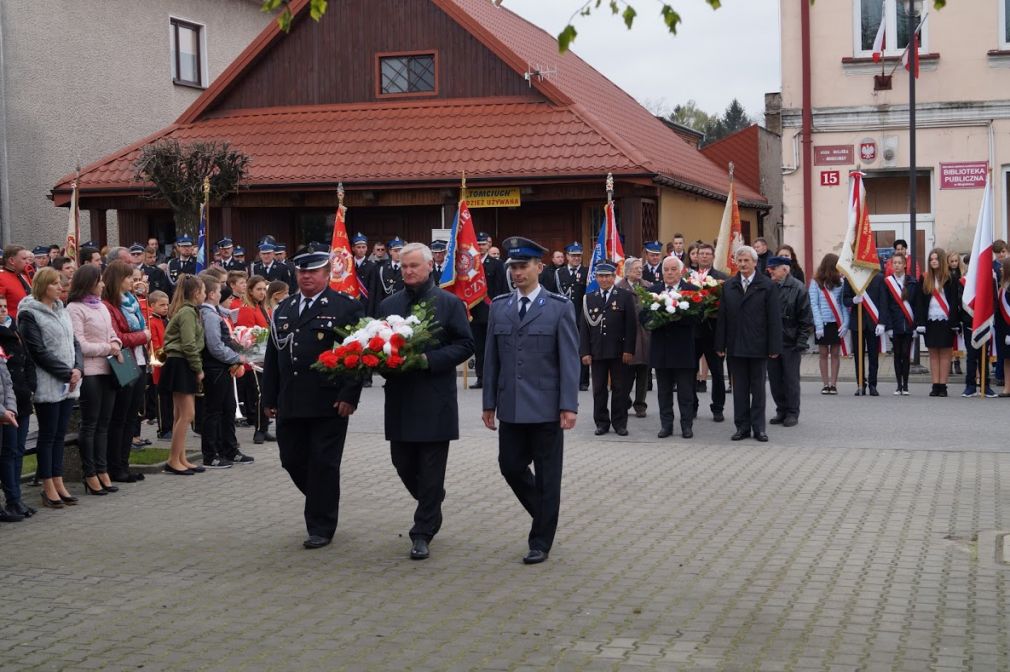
692, 243, 730, 423
715, 246, 783, 442
647, 255, 700, 439
379, 242, 473, 560
766, 256, 813, 427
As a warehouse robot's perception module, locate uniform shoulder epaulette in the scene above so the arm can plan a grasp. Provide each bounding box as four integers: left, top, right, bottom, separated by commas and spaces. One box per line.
544, 291, 569, 302
491, 293, 511, 303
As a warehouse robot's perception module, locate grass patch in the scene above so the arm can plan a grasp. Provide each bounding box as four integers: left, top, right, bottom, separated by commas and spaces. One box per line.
19, 447, 170, 478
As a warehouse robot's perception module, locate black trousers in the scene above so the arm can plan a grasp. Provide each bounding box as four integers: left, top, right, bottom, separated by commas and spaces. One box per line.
201, 368, 240, 463
107, 376, 145, 478
78, 374, 117, 477
144, 372, 158, 421
892, 333, 913, 390
655, 367, 695, 431
727, 356, 768, 435
590, 358, 630, 431
767, 348, 802, 419
629, 364, 648, 413
156, 386, 173, 435
852, 325, 880, 388
472, 320, 488, 381
694, 341, 726, 415
239, 370, 269, 432
278, 415, 349, 539
390, 440, 449, 541
498, 420, 563, 553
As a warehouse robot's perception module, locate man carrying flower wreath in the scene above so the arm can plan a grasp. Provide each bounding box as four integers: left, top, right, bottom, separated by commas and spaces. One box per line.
378, 243, 474, 561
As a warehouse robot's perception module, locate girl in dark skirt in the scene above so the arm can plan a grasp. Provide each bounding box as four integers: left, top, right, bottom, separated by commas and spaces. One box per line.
915, 248, 961, 397
159, 275, 205, 474
807, 253, 848, 394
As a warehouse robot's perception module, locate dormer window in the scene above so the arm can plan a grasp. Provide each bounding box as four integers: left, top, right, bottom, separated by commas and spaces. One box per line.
378, 52, 437, 96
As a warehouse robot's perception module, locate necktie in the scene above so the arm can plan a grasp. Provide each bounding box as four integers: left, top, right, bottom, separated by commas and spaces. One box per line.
519, 296, 530, 320
742, 278, 750, 292
435, 265, 441, 276
667, 285, 674, 293
301, 297, 313, 315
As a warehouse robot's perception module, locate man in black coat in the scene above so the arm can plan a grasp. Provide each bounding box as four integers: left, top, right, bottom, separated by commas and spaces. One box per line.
843, 273, 888, 396
553, 242, 590, 390
261, 248, 365, 550
379, 243, 474, 560
766, 257, 814, 427
579, 262, 636, 436
429, 239, 448, 283
641, 241, 664, 285
647, 255, 700, 439
167, 235, 197, 287
350, 232, 375, 290
216, 238, 246, 272
367, 237, 405, 316
272, 244, 297, 292
692, 243, 730, 422
250, 242, 291, 285
715, 246, 783, 442
469, 232, 508, 389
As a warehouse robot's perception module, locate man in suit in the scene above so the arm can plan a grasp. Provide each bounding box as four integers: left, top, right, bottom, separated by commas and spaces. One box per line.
350, 232, 375, 289
579, 262, 636, 436
670, 233, 687, 264
251, 242, 289, 284
715, 246, 783, 442
216, 238, 246, 272
469, 232, 508, 389
167, 235, 197, 287
766, 256, 814, 426
843, 272, 888, 396
482, 236, 579, 565
648, 255, 700, 439
261, 248, 365, 549
553, 242, 590, 390
641, 241, 664, 286
430, 239, 448, 283
130, 243, 171, 297
692, 243, 730, 422
367, 237, 405, 316
379, 242, 474, 560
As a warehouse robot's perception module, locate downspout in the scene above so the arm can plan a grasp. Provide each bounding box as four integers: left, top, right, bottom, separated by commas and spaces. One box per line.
0, 1, 11, 244
800, 0, 814, 278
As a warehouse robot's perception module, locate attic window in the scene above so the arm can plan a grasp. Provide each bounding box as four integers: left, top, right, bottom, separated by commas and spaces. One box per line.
378, 52, 437, 96
171, 18, 205, 88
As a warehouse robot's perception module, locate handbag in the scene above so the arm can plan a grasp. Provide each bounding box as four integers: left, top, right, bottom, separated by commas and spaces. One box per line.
107, 349, 141, 389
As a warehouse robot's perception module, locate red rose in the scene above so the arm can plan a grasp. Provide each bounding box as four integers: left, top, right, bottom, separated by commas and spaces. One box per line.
361, 354, 380, 368
699, 290, 709, 297
386, 354, 404, 369
334, 346, 346, 358
367, 336, 386, 352
692, 295, 703, 303
390, 334, 406, 348
318, 350, 340, 368
343, 355, 360, 368
346, 341, 363, 354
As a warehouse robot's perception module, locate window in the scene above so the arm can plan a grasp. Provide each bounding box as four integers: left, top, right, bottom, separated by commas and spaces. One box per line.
378, 53, 436, 96
855, 0, 927, 57
171, 18, 204, 87
1002, 0, 1010, 49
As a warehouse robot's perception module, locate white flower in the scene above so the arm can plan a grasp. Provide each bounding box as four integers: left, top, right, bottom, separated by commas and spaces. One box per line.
679, 301, 689, 310
378, 327, 394, 341
665, 305, 675, 313
383, 342, 393, 355
405, 315, 421, 325
394, 325, 413, 339
650, 302, 660, 311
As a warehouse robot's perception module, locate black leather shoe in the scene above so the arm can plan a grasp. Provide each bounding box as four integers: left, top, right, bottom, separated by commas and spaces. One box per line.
303, 535, 332, 549
681, 425, 693, 439
410, 538, 430, 560
869, 387, 879, 396
59, 494, 79, 505
41, 493, 64, 509
523, 549, 548, 565
111, 473, 137, 483
782, 416, 798, 427
101, 484, 119, 493
657, 428, 673, 438
614, 427, 628, 436
594, 426, 609, 436
731, 430, 750, 441
131, 472, 145, 481
754, 433, 769, 442
0, 507, 24, 522
579, 384, 589, 391
469, 380, 483, 389
163, 465, 193, 476
712, 411, 724, 423
769, 415, 785, 425
83, 480, 108, 496
253, 431, 265, 444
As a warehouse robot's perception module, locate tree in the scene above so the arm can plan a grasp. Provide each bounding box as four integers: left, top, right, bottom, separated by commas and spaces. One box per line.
134, 140, 250, 237
260, 0, 947, 52
669, 100, 717, 136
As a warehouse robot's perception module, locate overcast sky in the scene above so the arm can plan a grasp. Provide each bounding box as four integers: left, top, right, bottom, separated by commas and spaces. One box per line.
502, 0, 781, 122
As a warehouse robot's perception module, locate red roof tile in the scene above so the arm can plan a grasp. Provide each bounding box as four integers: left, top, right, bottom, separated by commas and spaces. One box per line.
699, 125, 762, 194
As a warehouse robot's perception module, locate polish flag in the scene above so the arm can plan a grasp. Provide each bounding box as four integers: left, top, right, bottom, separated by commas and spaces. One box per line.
903, 32, 920, 78
871, 11, 886, 62
962, 175, 994, 349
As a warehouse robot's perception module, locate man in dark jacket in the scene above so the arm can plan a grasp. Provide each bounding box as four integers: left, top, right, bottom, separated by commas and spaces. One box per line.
843, 273, 888, 396
553, 242, 590, 390
766, 257, 814, 427
647, 256, 700, 439
715, 246, 783, 442
379, 243, 474, 560
468, 232, 508, 389
692, 243, 730, 422
579, 262, 636, 436
0, 301, 36, 520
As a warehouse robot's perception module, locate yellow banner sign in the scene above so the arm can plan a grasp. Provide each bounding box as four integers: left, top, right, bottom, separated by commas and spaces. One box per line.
465, 188, 521, 208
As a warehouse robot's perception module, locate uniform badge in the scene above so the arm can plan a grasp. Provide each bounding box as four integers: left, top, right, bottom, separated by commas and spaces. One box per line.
282, 323, 289, 331
612, 301, 619, 310
317, 332, 324, 340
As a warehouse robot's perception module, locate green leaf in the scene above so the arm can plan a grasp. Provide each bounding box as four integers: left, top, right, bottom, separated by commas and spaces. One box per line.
622, 5, 637, 29
260, 0, 283, 13
310, 0, 328, 22
660, 5, 681, 35
558, 24, 578, 52
609, 1, 619, 15
277, 8, 292, 32
707, 0, 721, 8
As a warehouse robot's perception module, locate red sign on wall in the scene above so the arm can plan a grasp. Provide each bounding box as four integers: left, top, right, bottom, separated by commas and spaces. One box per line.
814, 145, 854, 166
939, 162, 988, 189
859, 140, 877, 163
820, 170, 841, 186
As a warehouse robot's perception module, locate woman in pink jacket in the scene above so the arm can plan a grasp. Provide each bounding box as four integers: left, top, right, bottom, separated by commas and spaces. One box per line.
67, 265, 123, 496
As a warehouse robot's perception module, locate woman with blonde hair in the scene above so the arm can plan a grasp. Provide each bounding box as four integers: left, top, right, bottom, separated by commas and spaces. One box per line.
235, 275, 272, 443
807, 253, 848, 394
915, 248, 961, 397
159, 275, 206, 474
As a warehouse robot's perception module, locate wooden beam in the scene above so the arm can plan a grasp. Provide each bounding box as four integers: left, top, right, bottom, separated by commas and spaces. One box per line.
89, 209, 108, 249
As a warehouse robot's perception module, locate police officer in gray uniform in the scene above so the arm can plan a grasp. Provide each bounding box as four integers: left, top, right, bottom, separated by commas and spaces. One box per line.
482, 236, 580, 565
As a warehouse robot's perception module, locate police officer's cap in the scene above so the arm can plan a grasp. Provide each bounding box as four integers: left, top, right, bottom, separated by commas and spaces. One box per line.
430, 240, 448, 252
502, 236, 547, 266
257, 235, 276, 246
216, 238, 234, 249
81, 241, 98, 249
258, 241, 276, 253
234, 246, 246, 256
564, 241, 583, 254
176, 235, 194, 246
595, 262, 617, 275
32, 245, 50, 256
351, 232, 368, 245
129, 243, 145, 254
643, 240, 663, 253
476, 232, 491, 243
766, 256, 791, 268
387, 237, 404, 250
274, 243, 287, 252
292, 247, 330, 271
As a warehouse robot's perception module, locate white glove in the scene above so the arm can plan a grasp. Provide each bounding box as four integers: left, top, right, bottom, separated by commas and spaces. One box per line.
874, 324, 885, 337
815, 330, 824, 340
916, 326, 926, 334
1005, 335, 1010, 346
852, 295, 864, 304
886, 330, 893, 338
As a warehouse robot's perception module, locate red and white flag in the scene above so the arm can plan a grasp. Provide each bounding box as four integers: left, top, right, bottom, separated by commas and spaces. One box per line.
871, 7, 886, 63
328, 201, 362, 298
439, 198, 487, 314
962, 175, 994, 348
903, 31, 920, 78
66, 179, 80, 263
837, 171, 880, 295
714, 174, 742, 275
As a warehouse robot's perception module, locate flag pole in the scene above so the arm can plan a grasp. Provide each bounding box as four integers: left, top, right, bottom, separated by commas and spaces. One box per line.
460, 170, 469, 390
858, 302, 864, 393
203, 176, 211, 267
981, 341, 987, 400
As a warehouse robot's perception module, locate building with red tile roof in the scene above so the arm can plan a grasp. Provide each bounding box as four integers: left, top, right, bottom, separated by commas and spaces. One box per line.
52, 0, 768, 258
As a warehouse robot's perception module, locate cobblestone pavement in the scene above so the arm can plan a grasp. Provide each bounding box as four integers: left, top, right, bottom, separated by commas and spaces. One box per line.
2, 380, 1009, 671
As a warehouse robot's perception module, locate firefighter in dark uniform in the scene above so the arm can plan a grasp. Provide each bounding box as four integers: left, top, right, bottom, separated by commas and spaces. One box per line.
641, 241, 664, 285
430, 239, 448, 283
469, 232, 508, 389
261, 247, 365, 550
167, 235, 197, 287
579, 262, 637, 436
272, 243, 297, 291
350, 232, 375, 288
250, 242, 289, 284
554, 242, 591, 390
130, 243, 171, 297
233, 245, 247, 270
366, 237, 405, 316
216, 238, 245, 272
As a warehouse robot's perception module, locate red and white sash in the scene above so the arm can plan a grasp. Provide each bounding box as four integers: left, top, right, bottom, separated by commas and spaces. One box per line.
931, 289, 950, 318
884, 276, 915, 328
857, 292, 888, 353
819, 284, 850, 356
1000, 288, 1010, 326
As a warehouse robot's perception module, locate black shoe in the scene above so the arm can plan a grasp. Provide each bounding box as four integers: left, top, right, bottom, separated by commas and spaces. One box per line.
163, 465, 193, 475
657, 428, 673, 438
523, 549, 548, 565
82, 480, 108, 496
264, 433, 276, 442
253, 431, 265, 444
697, 380, 708, 392
953, 360, 963, 375
939, 385, 948, 397
594, 426, 609, 436
231, 452, 255, 465
0, 507, 25, 522
59, 493, 79, 505
854, 388, 865, 396
101, 484, 119, 493
614, 427, 628, 436
634, 409, 647, 418
111, 473, 137, 483
731, 430, 750, 441
869, 386, 879, 396
469, 380, 483, 389
203, 457, 233, 469
929, 384, 940, 397
754, 433, 769, 442
712, 411, 724, 423
579, 384, 589, 392
131, 472, 145, 481
769, 415, 785, 425
11, 502, 35, 518
41, 493, 64, 509
303, 535, 332, 549
410, 538, 430, 560
681, 425, 693, 439
782, 415, 798, 427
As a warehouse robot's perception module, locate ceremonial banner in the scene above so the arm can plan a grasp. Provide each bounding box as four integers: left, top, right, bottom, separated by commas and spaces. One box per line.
714, 176, 742, 275
439, 198, 487, 311
195, 180, 209, 273
837, 171, 879, 295
587, 201, 625, 293
328, 203, 361, 297
962, 176, 994, 348
65, 179, 80, 263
